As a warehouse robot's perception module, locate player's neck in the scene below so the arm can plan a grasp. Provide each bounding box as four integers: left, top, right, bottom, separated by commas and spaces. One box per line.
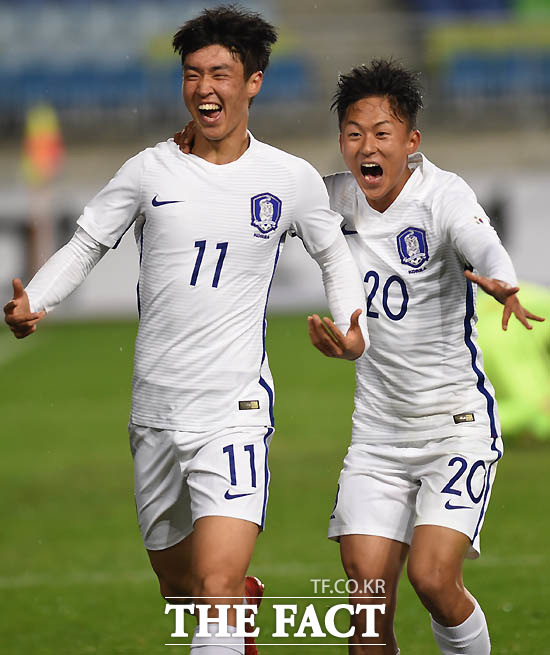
192, 127, 250, 165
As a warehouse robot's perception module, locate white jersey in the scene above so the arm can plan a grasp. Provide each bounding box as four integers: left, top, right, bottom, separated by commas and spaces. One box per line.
77, 135, 361, 432
325, 153, 517, 443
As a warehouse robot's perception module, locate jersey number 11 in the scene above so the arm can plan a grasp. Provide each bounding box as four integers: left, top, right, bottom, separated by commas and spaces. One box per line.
190, 240, 229, 288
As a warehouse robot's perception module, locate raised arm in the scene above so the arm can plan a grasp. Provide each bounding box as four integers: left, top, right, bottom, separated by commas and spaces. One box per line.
463, 269, 544, 330
4, 227, 107, 338
4, 148, 145, 339
307, 233, 367, 360
4, 278, 45, 339
441, 186, 545, 331
291, 162, 368, 360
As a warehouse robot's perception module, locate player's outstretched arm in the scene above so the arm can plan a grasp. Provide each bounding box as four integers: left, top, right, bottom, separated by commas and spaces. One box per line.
173, 121, 196, 153
308, 308, 364, 360
464, 270, 545, 331
3, 278, 46, 339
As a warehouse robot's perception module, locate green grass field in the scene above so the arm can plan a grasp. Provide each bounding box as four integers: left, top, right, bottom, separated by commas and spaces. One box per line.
0, 316, 548, 654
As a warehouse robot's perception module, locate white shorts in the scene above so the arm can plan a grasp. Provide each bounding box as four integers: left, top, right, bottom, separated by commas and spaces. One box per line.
129, 422, 274, 551
328, 435, 503, 558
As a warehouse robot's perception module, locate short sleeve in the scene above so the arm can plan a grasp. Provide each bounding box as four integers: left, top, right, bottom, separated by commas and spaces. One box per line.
77, 150, 145, 248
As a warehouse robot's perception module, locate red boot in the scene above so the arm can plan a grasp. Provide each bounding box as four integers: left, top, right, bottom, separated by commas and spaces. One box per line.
244, 576, 264, 655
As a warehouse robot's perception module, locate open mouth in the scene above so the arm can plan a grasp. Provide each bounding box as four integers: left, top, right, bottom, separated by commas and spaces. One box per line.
360, 162, 383, 181
198, 103, 222, 122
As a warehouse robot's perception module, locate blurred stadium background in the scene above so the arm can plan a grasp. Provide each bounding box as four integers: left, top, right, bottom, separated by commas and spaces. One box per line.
1, 0, 549, 312
0, 1, 549, 653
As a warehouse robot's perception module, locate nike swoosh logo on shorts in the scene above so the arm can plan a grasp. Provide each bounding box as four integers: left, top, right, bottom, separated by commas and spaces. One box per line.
444, 500, 473, 510
224, 490, 254, 500
152, 194, 185, 207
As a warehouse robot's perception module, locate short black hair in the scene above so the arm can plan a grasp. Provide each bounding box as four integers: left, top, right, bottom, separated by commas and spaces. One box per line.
331, 59, 423, 130
172, 4, 278, 79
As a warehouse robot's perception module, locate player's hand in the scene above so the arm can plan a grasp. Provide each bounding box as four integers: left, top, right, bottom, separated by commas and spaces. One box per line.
173, 121, 196, 154
464, 270, 545, 331
3, 278, 45, 339
307, 309, 365, 360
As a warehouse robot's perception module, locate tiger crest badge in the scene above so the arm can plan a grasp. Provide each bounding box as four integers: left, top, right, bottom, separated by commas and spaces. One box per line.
251, 193, 282, 237
397, 226, 429, 268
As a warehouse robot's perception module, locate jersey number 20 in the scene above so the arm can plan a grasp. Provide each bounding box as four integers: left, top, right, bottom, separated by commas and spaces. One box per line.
364, 270, 408, 321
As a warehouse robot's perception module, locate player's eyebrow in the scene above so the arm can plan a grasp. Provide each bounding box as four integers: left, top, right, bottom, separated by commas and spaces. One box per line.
183, 64, 233, 73
344, 120, 364, 129
344, 119, 393, 130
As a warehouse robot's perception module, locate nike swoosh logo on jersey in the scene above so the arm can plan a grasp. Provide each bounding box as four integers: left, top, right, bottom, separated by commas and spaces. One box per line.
152, 194, 185, 207
341, 225, 358, 235
444, 500, 473, 510
224, 490, 254, 500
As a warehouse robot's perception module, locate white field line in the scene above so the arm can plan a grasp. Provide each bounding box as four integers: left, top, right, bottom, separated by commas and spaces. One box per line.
467, 553, 547, 568
0, 554, 546, 590
0, 569, 153, 589
0, 561, 324, 590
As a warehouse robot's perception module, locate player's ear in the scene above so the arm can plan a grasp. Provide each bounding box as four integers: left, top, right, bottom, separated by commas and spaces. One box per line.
339, 131, 343, 153
247, 70, 263, 101
407, 129, 421, 155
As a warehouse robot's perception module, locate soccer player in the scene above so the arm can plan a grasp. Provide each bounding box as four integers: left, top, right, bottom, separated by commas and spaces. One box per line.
308, 60, 545, 655
3, 7, 367, 654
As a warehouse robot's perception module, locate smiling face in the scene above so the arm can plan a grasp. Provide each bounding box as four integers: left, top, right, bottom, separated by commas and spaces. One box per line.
339, 95, 421, 213
182, 44, 262, 147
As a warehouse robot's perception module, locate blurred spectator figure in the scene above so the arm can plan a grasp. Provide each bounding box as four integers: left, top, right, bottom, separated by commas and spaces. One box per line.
22, 103, 64, 276
22, 103, 64, 186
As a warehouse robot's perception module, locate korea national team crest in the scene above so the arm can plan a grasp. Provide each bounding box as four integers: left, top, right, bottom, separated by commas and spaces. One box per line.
251, 193, 282, 236
397, 227, 429, 269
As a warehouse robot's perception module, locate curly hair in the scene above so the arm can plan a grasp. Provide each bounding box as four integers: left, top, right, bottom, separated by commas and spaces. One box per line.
332, 59, 423, 130
172, 4, 278, 79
